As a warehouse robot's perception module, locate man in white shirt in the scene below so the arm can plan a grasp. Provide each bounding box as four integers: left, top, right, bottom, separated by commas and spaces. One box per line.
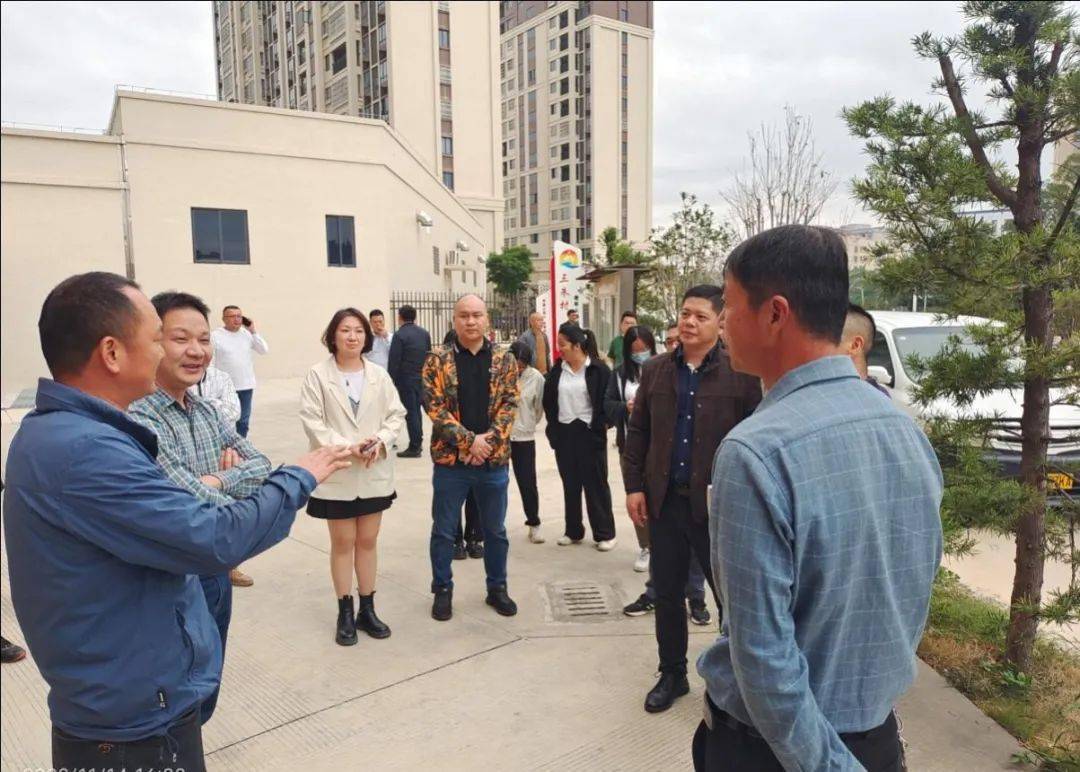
210, 305, 269, 437
366, 309, 393, 370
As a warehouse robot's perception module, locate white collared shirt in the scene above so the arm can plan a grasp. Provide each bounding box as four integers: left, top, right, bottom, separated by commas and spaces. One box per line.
558, 356, 593, 424
210, 327, 269, 391
188, 365, 241, 423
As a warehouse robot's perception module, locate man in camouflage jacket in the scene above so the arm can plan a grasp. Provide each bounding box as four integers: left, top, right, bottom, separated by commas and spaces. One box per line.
422, 294, 520, 621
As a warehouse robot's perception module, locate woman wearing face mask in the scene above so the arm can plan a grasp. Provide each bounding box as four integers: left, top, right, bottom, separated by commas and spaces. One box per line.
543, 323, 617, 550
300, 308, 407, 646
603, 325, 657, 572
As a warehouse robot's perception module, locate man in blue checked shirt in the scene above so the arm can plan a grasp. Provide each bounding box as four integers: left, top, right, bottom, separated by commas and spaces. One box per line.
695, 226, 943, 772
130, 290, 272, 725
3, 273, 351, 772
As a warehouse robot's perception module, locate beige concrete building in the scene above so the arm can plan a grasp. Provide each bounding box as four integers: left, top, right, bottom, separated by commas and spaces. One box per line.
1, 89, 498, 397
498, 1, 654, 277
838, 223, 890, 270
213, 0, 503, 234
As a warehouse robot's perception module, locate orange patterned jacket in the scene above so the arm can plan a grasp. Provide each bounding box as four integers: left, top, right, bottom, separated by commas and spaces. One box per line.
421, 339, 520, 466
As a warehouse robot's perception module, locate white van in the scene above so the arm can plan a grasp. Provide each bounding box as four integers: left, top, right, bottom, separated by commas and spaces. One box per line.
866, 311, 1078, 503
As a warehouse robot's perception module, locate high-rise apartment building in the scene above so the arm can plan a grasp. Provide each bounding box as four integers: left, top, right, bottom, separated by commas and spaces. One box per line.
213, 0, 503, 242
498, 1, 653, 274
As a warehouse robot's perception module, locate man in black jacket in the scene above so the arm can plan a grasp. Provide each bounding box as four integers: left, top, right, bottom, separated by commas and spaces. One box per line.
388, 304, 432, 458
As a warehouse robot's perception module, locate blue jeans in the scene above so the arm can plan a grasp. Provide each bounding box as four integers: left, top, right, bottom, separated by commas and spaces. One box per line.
235, 389, 254, 438
430, 463, 510, 592
397, 381, 423, 451
198, 573, 232, 724
644, 550, 706, 603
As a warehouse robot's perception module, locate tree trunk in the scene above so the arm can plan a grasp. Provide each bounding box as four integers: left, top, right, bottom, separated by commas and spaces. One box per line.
1006, 285, 1051, 669
1005, 113, 1050, 669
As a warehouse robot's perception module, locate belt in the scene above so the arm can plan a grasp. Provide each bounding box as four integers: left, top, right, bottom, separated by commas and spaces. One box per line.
703, 694, 762, 739
703, 694, 893, 743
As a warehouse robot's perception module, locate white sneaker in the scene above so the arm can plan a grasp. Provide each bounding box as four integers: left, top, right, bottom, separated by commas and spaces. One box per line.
596, 539, 617, 552
634, 548, 650, 573
528, 526, 546, 544
556, 535, 582, 546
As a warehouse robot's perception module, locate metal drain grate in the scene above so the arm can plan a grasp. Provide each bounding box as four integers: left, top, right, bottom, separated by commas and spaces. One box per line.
544, 581, 623, 622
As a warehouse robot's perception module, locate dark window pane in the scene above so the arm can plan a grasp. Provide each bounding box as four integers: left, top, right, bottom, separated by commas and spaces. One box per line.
326, 216, 340, 266
192, 209, 221, 263
331, 43, 347, 74
340, 216, 355, 266
220, 210, 249, 263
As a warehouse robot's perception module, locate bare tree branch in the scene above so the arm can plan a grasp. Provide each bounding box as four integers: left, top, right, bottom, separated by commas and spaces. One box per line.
938, 53, 1019, 210
721, 106, 839, 237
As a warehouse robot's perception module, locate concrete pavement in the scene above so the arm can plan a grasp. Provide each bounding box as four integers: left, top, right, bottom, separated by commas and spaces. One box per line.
1, 377, 1024, 770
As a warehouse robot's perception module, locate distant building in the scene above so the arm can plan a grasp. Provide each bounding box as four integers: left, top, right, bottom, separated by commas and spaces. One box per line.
498, 1, 654, 279
1053, 132, 1078, 169
838, 223, 890, 270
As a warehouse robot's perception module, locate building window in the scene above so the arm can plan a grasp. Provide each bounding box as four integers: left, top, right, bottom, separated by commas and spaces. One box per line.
326, 215, 356, 267
191, 208, 249, 264
439, 28, 450, 48
433, 245, 440, 275
331, 43, 347, 74
442, 136, 453, 155
443, 171, 455, 189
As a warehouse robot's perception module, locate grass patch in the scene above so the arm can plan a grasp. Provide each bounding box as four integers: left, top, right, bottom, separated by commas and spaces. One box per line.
918, 570, 1080, 769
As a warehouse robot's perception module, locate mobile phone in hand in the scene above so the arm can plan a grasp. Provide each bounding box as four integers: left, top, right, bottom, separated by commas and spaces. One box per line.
241, 316, 252, 328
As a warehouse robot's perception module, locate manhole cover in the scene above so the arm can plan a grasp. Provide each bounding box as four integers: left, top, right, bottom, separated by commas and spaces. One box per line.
544, 581, 623, 622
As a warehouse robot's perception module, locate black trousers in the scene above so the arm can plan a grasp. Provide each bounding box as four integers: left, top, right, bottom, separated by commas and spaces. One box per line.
455, 491, 483, 543
553, 420, 615, 542
511, 440, 540, 526
649, 488, 720, 674
397, 380, 423, 451
52, 706, 206, 772
693, 701, 906, 772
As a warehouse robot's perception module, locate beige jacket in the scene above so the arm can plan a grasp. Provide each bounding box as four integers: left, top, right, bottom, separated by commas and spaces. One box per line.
299, 357, 407, 500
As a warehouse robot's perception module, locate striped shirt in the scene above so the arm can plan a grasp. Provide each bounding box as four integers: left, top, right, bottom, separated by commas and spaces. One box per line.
699, 356, 943, 771
129, 388, 272, 506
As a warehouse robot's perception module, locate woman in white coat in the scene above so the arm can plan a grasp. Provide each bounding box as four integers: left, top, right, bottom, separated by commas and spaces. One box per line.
300, 308, 407, 646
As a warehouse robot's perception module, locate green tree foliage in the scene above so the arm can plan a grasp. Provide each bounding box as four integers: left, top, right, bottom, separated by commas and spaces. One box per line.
844, 1, 1079, 669
485, 245, 534, 295
647, 193, 738, 317
598, 226, 649, 266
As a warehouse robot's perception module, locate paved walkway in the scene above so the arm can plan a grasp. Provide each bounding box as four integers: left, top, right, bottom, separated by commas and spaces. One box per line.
1, 378, 1024, 770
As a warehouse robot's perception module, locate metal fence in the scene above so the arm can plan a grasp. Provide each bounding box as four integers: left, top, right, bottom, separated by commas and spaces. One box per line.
390, 289, 537, 346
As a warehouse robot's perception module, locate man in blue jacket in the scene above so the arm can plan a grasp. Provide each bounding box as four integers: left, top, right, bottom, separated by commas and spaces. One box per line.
2, 272, 351, 772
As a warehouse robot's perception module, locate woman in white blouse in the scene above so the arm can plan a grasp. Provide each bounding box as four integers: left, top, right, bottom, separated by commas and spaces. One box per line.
300, 308, 406, 647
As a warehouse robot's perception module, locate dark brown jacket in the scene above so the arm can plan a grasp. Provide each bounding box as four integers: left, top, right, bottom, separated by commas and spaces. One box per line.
621, 344, 761, 522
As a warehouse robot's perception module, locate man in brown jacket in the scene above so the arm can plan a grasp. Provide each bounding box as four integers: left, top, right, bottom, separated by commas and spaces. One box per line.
623, 284, 762, 714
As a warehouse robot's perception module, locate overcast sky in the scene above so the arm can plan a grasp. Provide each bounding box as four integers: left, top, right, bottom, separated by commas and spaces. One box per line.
2, 1, 980, 228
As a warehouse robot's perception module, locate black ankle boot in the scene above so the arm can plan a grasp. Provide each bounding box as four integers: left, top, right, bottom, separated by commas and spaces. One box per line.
356, 592, 391, 639
336, 595, 358, 646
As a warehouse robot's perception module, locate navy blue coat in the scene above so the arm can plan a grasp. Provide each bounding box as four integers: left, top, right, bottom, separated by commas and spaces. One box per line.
2, 379, 315, 741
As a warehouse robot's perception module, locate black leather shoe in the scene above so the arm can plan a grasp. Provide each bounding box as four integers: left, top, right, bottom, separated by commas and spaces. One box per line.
485, 585, 518, 616
466, 540, 485, 559
396, 448, 423, 458
1, 636, 27, 664
432, 587, 453, 621
644, 673, 689, 713
356, 592, 391, 639
453, 541, 468, 560
335, 595, 358, 646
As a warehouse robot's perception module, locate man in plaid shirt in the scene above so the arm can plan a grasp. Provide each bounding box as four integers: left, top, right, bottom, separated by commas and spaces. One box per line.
130, 291, 272, 725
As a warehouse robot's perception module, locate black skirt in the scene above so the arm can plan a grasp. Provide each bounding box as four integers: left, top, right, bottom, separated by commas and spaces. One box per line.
306, 492, 397, 520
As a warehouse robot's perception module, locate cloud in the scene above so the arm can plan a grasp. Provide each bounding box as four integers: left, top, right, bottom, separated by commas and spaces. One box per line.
652, 1, 970, 228
1, 1, 215, 131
